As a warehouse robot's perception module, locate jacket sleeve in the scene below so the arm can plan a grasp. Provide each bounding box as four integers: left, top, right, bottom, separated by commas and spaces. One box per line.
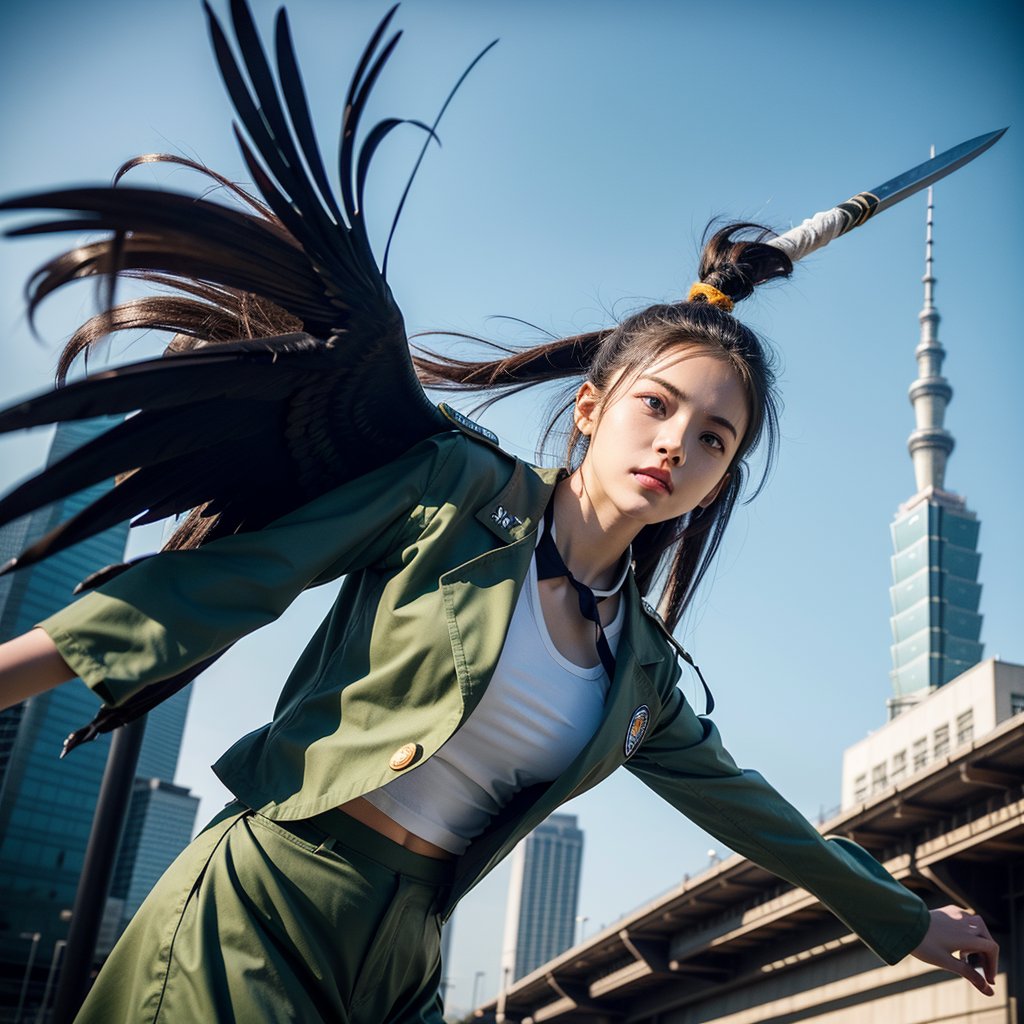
625, 688, 930, 965
37, 434, 462, 707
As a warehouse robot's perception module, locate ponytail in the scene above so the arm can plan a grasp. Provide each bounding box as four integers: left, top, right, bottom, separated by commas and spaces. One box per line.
694, 221, 793, 306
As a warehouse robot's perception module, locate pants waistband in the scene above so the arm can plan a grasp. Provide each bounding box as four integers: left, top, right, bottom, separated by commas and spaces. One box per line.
280, 806, 456, 887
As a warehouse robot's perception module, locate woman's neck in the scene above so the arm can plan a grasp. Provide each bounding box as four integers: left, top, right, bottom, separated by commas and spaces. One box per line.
551, 473, 638, 590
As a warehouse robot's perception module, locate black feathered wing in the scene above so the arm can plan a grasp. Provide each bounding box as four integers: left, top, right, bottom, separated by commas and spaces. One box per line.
0, 0, 486, 573
0, 2, 490, 751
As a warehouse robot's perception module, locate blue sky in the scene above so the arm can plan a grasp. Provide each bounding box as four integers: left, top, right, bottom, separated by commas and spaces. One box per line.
1, 0, 1021, 1014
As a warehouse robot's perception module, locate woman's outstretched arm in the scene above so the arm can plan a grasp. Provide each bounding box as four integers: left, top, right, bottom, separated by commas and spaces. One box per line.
626, 689, 1001, 988
0, 627, 75, 710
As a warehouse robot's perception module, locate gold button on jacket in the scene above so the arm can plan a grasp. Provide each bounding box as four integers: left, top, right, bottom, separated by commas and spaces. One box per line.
389, 743, 419, 770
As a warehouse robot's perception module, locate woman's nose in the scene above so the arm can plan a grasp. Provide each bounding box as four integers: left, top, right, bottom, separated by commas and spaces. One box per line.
657, 438, 683, 465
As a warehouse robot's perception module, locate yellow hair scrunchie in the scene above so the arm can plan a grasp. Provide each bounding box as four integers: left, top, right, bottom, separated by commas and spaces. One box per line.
687, 282, 734, 313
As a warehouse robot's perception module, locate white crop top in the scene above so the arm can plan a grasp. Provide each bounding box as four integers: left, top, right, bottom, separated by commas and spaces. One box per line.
362, 526, 628, 854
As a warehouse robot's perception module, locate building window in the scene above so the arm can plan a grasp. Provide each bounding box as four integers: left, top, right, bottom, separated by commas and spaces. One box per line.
912, 737, 928, 771
891, 749, 908, 783
871, 762, 888, 793
956, 709, 974, 746
853, 774, 868, 802
933, 724, 950, 760
1011, 693, 1024, 716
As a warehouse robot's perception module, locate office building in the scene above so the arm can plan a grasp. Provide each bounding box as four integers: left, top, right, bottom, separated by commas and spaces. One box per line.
0, 419, 132, 976
500, 812, 584, 983
842, 657, 1024, 808
840, 189, 1021, 809
104, 776, 200, 951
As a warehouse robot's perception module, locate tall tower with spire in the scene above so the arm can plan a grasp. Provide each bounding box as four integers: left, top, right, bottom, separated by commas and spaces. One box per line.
887, 183, 984, 713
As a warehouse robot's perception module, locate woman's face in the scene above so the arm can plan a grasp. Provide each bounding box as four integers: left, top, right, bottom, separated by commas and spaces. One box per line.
575, 345, 750, 530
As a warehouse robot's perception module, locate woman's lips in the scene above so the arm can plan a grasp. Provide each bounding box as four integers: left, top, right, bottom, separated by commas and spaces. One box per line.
633, 469, 673, 494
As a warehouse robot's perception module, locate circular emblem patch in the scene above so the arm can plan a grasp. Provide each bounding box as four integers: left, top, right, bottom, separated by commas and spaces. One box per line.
624, 705, 650, 758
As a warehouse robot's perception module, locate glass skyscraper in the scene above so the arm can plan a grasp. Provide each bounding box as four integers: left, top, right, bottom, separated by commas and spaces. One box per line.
0, 419, 197, 999
105, 777, 199, 948
888, 189, 983, 705
889, 501, 983, 695
501, 813, 584, 983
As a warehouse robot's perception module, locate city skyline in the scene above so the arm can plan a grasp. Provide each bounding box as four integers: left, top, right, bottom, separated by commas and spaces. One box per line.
0, 419, 133, 996
0, 421, 199, 1011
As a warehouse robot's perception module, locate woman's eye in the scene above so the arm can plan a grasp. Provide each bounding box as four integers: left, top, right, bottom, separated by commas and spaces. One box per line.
640, 395, 666, 414
702, 432, 725, 452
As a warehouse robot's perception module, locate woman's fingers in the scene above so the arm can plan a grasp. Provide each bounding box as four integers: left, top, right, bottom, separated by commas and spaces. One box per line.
911, 906, 999, 996
955, 947, 997, 995
967, 940, 1000, 986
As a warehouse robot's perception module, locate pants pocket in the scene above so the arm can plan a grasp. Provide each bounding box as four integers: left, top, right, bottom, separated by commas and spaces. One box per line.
350, 879, 442, 1022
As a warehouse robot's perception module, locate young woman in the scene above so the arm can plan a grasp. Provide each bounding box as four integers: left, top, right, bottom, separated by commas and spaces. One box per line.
0, 5, 1000, 1022
0, 247, 1001, 1021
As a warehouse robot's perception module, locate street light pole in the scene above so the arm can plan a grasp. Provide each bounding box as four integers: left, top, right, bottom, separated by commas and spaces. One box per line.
496, 965, 511, 1024
471, 970, 485, 1009
15, 931, 41, 1024
35, 939, 67, 1024
50, 715, 146, 1022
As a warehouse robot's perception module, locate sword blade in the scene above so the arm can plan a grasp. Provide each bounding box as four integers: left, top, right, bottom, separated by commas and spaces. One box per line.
872, 128, 1007, 213
770, 127, 1008, 261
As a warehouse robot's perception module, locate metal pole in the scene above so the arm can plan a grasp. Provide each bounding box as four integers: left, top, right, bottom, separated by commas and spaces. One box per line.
15, 931, 41, 1024
496, 965, 511, 1024
471, 970, 485, 1009
35, 940, 66, 1024
50, 716, 146, 1023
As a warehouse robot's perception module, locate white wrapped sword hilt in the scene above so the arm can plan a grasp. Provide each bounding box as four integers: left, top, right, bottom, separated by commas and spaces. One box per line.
768, 191, 880, 262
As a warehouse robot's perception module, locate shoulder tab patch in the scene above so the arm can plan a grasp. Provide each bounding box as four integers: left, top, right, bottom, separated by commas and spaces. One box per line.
641, 600, 715, 716
640, 600, 692, 660
438, 402, 501, 448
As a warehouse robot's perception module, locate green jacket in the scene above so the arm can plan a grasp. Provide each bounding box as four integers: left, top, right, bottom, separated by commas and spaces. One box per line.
41, 429, 929, 962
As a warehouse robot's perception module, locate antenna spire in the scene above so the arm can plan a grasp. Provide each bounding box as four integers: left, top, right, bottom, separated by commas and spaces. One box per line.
907, 148, 954, 492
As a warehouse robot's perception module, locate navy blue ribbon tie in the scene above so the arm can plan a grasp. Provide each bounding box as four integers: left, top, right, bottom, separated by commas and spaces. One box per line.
535, 502, 618, 681
536, 501, 716, 715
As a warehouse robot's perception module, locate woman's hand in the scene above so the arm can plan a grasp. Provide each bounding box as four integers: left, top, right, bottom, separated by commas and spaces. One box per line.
0, 627, 75, 710
911, 906, 999, 996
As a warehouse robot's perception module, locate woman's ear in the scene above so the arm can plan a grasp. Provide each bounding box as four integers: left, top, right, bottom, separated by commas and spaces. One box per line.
698, 472, 730, 509
575, 381, 601, 436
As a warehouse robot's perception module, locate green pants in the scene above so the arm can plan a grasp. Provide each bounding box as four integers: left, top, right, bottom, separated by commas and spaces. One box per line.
76, 803, 453, 1023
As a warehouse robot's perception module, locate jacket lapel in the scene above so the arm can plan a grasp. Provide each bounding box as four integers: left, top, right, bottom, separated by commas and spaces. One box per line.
441, 459, 559, 719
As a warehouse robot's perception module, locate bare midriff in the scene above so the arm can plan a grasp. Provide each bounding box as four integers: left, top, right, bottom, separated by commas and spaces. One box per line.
337, 795, 455, 860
